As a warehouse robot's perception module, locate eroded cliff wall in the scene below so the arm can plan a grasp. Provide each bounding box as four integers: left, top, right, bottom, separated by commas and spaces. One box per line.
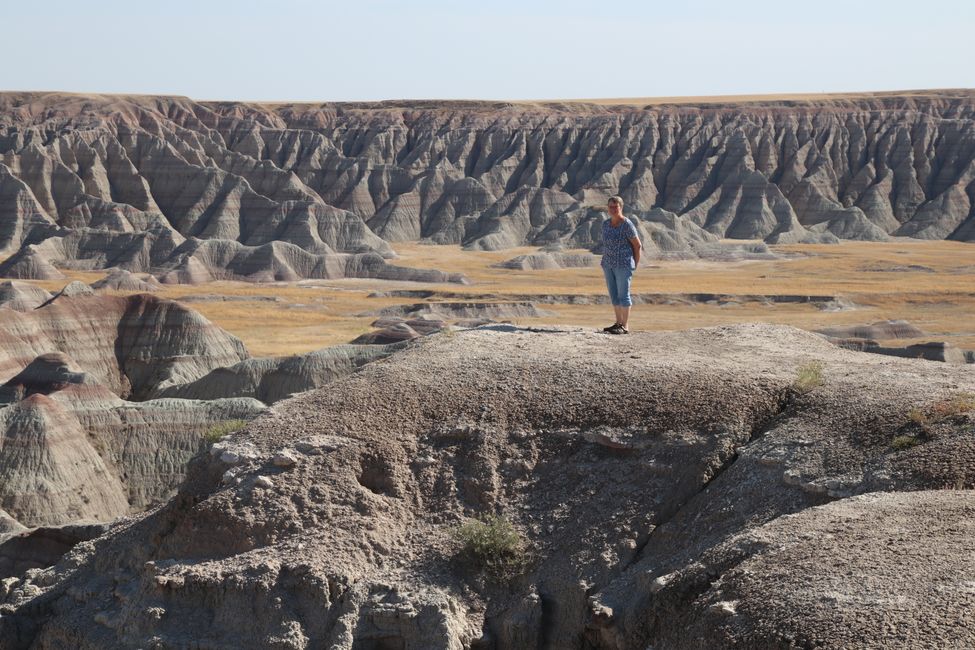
0, 91, 972, 280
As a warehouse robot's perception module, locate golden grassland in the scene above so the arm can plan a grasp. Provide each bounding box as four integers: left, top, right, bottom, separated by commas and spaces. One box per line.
25, 240, 975, 357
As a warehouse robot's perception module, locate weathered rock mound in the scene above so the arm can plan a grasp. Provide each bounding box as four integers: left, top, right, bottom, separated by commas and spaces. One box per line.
3, 324, 974, 648
155, 343, 406, 403
0, 352, 265, 528
90, 269, 161, 292
817, 319, 924, 340
671, 491, 975, 648
0, 523, 110, 580
366, 301, 553, 320
496, 251, 598, 270
0, 281, 52, 311
0, 293, 249, 399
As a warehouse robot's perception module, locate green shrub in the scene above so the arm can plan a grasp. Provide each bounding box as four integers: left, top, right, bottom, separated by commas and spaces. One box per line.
204, 419, 247, 444
793, 361, 825, 394
453, 515, 528, 580
891, 435, 919, 451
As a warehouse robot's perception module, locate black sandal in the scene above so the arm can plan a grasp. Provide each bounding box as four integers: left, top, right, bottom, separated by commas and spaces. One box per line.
609, 324, 629, 335
603, 322, 621, 332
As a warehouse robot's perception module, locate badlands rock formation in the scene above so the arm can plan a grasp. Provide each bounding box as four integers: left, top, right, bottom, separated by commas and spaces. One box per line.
155, 343, 406, 404
0, 293, 268, 530
0, 352, 265, 529
90, 269, 161, 292
0, 91, 973, 282
2, 324, 973, 648
0, 293, 248, 398
496, 252, 599, 270
0, 289, 420, 533
0, 281, 52, 311
818, 320, 975, 364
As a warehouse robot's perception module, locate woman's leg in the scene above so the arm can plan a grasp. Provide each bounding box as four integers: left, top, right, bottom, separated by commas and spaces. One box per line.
615, 267, 634, 328
603, 266, 621, 322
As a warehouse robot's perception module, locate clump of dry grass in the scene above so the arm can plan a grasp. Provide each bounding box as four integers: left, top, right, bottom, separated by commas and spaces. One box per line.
910, 392, 974, 426
204, 419, 247, 444
891, 435, 920, 451
793, 361, 825, 394
902, 391, 975, 440
928, 392, 975, 419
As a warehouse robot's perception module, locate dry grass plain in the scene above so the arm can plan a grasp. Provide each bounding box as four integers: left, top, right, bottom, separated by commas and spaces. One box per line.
26, 240, 975, 358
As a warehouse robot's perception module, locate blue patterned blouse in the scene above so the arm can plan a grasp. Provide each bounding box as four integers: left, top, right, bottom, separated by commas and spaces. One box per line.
601, 217, 639, 269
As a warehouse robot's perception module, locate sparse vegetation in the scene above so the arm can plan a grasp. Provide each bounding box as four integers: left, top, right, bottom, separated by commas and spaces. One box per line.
929, 392, 975, 419
793, 361, 825, 394
891, 435, 920, 451
907, 406, 930, 428
40, 241, 975, 358
204, 419, 247, 444
905, 392, 975, 436
453, 514, 529, 580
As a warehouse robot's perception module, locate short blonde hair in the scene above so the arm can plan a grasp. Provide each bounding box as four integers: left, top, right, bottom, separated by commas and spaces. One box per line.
608, 195, 623, 208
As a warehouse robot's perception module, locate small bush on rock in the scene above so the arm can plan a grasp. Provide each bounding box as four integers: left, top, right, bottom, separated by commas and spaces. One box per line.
793, 361, 825, 394
204, 419, 247, 444
453, 514, 528, 580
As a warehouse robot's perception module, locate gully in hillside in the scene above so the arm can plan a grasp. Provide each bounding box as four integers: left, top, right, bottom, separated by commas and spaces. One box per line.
601, 195, 642, 335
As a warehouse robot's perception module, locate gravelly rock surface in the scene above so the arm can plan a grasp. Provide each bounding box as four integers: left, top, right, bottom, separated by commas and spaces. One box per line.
1, 324, 973, 648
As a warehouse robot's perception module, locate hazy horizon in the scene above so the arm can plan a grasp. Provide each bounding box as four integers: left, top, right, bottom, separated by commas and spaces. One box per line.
3, 0, 973, 102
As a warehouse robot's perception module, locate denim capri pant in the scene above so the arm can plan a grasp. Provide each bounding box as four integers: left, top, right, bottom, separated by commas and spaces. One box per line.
603, 266, 634, 307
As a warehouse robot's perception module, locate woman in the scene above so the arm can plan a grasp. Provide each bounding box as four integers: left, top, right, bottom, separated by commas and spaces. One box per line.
600, 195, 641, 334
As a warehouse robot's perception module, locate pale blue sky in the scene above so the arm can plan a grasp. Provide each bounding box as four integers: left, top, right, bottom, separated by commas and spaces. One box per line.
3, 0, 972, 101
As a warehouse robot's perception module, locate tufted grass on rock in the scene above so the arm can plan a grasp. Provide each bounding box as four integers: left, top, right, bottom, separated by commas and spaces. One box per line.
453, 514, 528, 581
793, 361, 825, 394
929, 392, 975, 419
891, 435, 920, 451
204, 419, 247, 444
906, 392, 975, 436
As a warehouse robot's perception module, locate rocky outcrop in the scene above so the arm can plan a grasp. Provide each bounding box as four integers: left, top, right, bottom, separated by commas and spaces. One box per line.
0, 281, 51, 311
0, 246, 65, 281
154, 343, 406, 403
0, 91, 973, 285
496, 251, 599, 270
366, 301, 553, 320
350, 318, 447, 344
90, 269, 161, 292
0, 523, 110, 580
3, 324, 973, 648
154, 239, 465, 285
0, 352, 265, 528
817, 319, 925, 340
0, 293, 249, 399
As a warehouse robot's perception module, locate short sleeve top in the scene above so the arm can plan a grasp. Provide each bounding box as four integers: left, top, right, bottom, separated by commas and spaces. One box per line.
601, 217, 639, 269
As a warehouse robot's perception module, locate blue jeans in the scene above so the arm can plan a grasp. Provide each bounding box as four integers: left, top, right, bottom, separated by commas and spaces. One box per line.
603, 266, 633, 307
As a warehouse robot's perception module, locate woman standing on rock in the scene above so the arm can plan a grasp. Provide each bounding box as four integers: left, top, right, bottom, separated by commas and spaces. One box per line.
601, 195, 642, 334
